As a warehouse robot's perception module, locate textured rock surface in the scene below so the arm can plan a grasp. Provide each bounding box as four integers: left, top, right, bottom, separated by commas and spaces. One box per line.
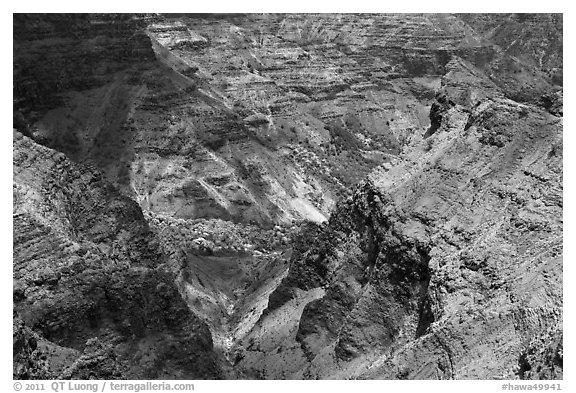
235, 67, 563, 379
13, 131, 223, 379
14, 13, 562, 380
18, 14, 561, 226
13, 313, 53, 379
148, 212, 291, 356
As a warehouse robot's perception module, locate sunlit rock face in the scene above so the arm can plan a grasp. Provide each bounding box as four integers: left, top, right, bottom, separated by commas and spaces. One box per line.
240, 88, 562, 379
13, 131, 224, 379
19, 13, 562, 226
14, 13, 562, 380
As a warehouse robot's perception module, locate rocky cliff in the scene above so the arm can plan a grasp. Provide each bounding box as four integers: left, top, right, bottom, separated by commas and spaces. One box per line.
13, 13, 562, 380
235, 67, 562, 379
13, 130, 223, 379
16, 14, 560, 227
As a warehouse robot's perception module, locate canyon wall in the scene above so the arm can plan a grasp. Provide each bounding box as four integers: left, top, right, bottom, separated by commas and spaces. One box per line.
13, 13, 562, 380
17, 14, 561, 226
237, 76, 562, 379
13, 131, 223, 379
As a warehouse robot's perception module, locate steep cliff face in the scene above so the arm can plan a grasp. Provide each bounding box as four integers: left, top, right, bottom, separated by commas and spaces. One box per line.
18, 14, 562, 226
14, 14, 155, 116
14, 13, 562, 380
235, 67, 562, 378
13, 131, 223, 379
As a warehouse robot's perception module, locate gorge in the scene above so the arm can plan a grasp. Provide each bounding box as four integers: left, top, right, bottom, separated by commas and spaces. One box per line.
13, 13, 562, 380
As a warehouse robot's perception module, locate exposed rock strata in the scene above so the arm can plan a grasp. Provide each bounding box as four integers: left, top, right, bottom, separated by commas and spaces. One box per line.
18, 13, 563, 225
13, 131, 223, 379
13, 13, 562, 380
236, 79, 562, 379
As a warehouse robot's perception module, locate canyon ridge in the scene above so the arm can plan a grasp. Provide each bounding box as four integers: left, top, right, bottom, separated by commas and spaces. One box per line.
13, 13, 562, 380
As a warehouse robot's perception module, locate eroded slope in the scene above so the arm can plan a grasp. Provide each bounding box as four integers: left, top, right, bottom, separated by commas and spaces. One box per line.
17, 14, 562, 226
13, 13, 563, 380
234, 76, 563, 379
13, 131, 223, 379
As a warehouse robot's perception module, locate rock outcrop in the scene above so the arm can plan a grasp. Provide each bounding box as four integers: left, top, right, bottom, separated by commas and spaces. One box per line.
18, 13, 562, 226
13, 131, 223, 379
234, 69, 562, 379
13, 13, 562, 380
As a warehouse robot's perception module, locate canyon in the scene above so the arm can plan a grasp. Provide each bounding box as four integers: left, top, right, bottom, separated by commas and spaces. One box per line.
13, 13, 562, 380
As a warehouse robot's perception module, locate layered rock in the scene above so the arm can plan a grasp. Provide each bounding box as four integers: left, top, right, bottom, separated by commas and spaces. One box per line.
234, 75, 562, 379
14, 14, 561, 228
13, 131, 223, 379
13, 13, 562, 380
11, 14, 462, 225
